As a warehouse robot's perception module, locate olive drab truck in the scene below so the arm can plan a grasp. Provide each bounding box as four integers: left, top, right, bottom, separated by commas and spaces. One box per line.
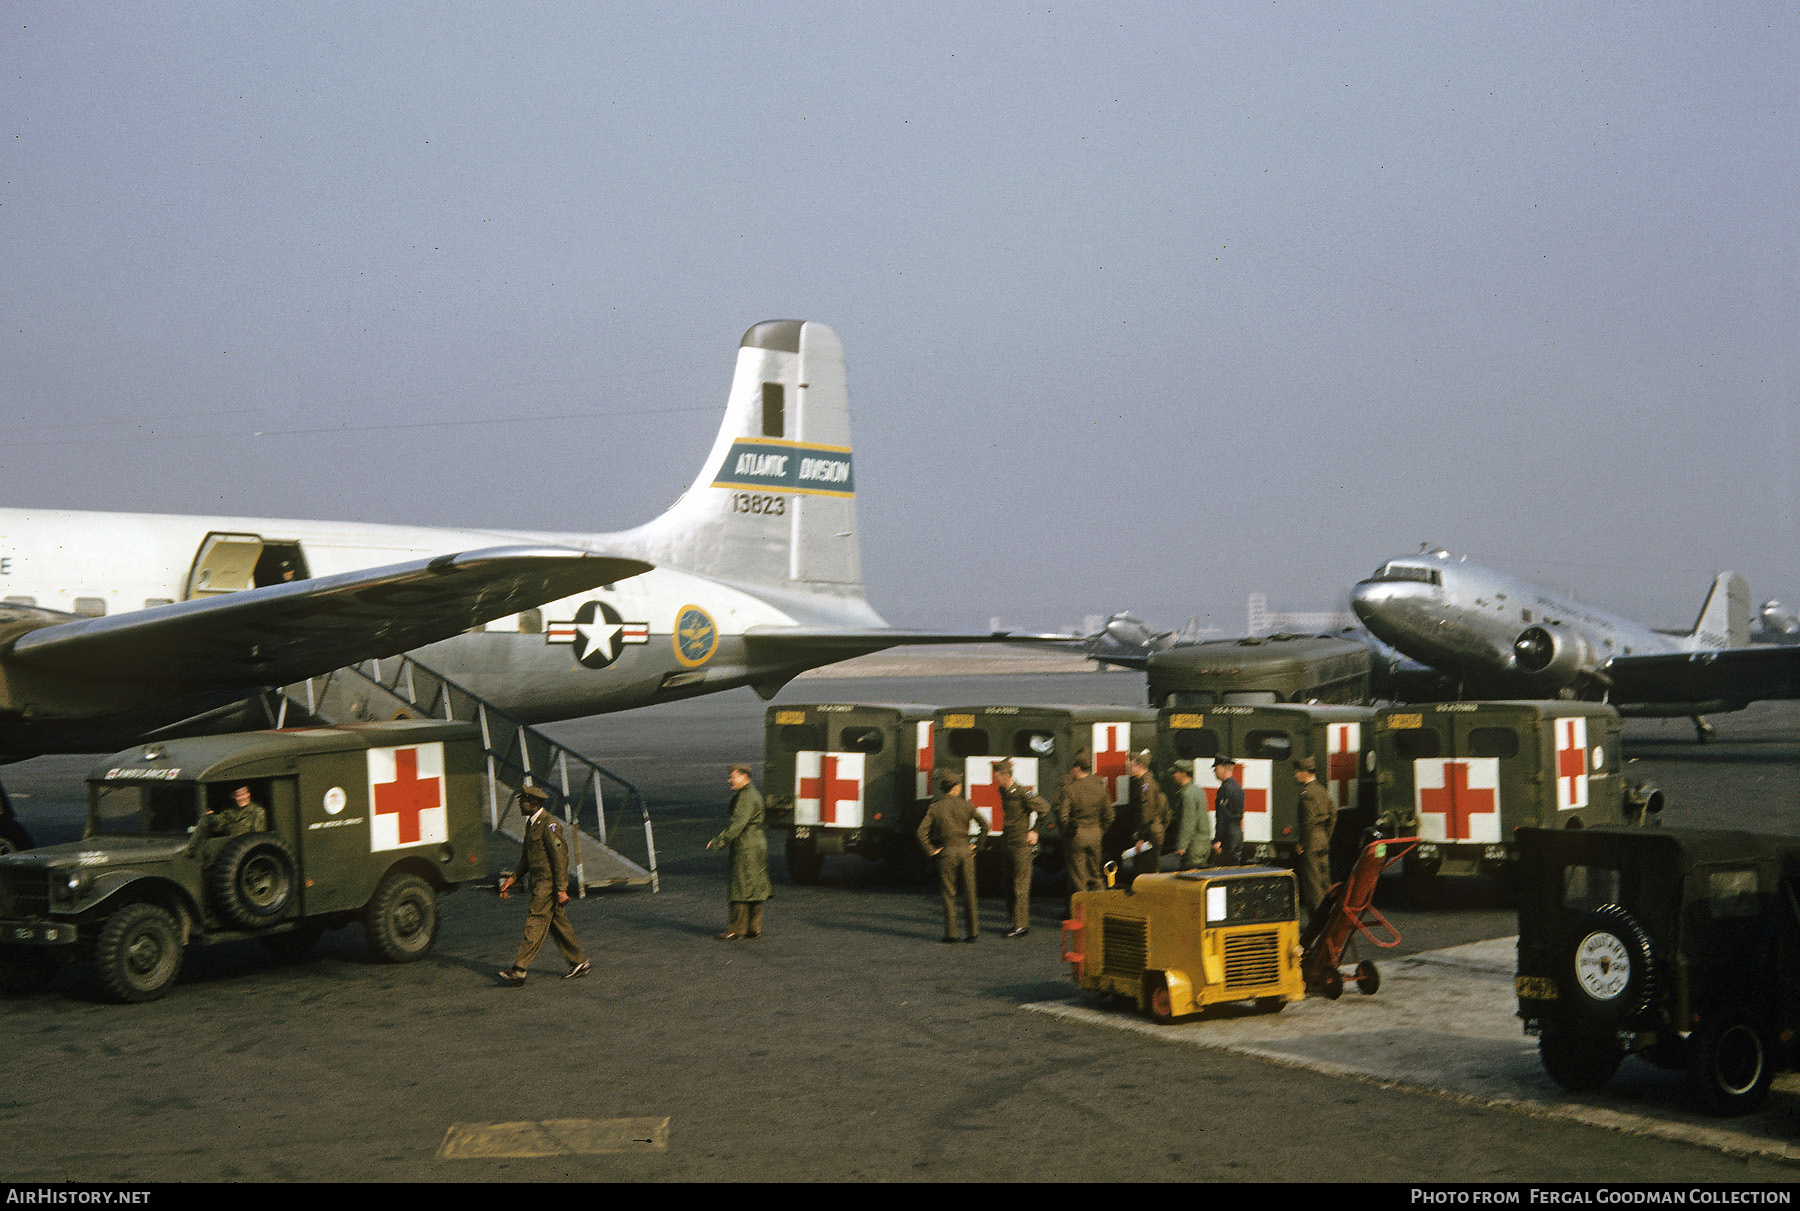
1144, 633, 1373, 711
762, 703, 938, 884
1515, 826, 1800, 1115
1062, 866, 1306, 1021
0, 721, 487, 1001
1372, 701, 1660, 901
933, 705, 1159, 866
1156, 704, 1378, 877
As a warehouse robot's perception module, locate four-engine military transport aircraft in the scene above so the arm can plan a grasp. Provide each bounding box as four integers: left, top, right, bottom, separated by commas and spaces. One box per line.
0, 320, 1063, 769
1349, 547, 1800, 738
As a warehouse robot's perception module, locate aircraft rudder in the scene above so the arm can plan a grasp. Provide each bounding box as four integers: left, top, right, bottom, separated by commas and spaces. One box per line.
1690, 571, 1751, 649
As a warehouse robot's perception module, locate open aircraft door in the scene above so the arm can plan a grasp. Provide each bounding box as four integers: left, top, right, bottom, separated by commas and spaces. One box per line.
184, 532, 313, 600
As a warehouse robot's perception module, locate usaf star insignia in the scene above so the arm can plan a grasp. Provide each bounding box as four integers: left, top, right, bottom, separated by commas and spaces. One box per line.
547, 601, 651, 669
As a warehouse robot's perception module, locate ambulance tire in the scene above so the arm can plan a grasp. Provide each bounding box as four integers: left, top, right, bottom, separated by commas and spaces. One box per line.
1688, 1007, 1775, 1116
95, 903, 184, 1003
364, 872, 438, 963
1539, 1027, 1622, 1093
786, 835, 824, 885
210, 833, 297, 929
1563, 905, 1656, 1025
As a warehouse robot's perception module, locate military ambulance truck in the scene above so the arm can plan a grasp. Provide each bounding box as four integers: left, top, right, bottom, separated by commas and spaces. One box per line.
0, 721, 487, 1001
933, 705, 1159, 868
762, 703, 938, 883
1145, 633, 1372, 710
1373, 702, 1660, 902
1156, 704, 1377, 876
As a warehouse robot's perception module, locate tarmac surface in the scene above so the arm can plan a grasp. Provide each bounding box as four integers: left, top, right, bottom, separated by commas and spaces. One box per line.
2, 670, 1798, 1183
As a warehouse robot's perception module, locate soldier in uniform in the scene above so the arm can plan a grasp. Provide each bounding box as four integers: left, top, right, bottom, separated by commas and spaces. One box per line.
916, 769, 986, 942
1171, 760, 1211, 871
1054, 755, 1114, 901
991, 759, 1044, 938
1127, 751, 1169, 879
1293, 756, 1337, 914
496, 785, 590, 985
1211, 756, 1245, 866
707, 764, 771, 940
208, 785, 268, 837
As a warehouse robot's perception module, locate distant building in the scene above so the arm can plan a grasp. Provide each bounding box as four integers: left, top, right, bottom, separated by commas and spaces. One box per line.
1247, 592, 1356, 637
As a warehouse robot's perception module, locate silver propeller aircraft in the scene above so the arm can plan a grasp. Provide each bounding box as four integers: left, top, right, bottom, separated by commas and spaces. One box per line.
0, 319, 1063, 764
1349, 547, 1800, 737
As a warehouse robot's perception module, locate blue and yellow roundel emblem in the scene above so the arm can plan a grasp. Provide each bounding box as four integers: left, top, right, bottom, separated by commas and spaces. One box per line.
673, 605, 718, 668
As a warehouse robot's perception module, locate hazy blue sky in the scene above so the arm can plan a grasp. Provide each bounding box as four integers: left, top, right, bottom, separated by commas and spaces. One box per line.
4, 3, 1794, 632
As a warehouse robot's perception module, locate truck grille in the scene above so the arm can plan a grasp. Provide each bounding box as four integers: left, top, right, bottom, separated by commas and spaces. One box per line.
1223, 929, 1282, 989
0, 870, 51, 919
1101, 915, 1148, 977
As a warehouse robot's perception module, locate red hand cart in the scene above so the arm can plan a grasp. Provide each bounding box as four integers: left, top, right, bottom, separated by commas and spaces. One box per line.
1301, 836, 1420, 999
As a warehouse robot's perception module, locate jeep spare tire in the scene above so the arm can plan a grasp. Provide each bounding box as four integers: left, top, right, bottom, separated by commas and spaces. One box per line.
1564, 904, 1656, 1024
209, 833, 297, 929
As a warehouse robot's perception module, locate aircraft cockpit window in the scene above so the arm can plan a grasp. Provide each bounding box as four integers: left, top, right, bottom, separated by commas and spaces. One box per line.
839, 727, 885, 753
1391, 728, 1442, 759
779, 724, 825, 752
1367, 564, 1441, 586
1244, 730, 1292, 760
1013, 731, 1056, 757
762, 383, 785, 437
1467, 727, 1520, 759
945, 729, 991, 758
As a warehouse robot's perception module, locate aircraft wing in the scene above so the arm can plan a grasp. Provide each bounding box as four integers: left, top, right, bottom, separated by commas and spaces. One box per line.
8, 546, 651, 690
744, 627, 1082, 663
1602, 645, 1800, 707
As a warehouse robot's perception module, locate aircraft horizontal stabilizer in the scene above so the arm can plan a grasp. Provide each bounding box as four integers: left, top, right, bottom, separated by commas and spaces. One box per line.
743, 626, 1081, 663
9, 547, 651, 690
1603, 645, 1800, 708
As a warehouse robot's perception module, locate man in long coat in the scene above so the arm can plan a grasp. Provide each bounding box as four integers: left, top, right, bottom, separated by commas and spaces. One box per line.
1171, 760, 1211, 870
708, 764, 771, 939
1211, 756, 1245, 866
1055, 755, 1114, 901
497, 785, 590, 985
991, 759, 1044, 938
1293, 756, 1337, 914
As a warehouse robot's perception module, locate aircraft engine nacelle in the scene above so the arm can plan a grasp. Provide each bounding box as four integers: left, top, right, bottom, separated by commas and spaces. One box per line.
1510, 624, 1603, 686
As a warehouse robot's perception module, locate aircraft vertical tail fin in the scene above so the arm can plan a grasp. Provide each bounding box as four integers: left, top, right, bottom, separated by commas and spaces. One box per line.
1687, 571, 1751, 649
614, 321, 879, 622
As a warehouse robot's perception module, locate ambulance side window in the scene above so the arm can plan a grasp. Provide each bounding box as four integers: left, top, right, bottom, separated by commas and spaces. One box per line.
1564, 864, 1620, 911
780, 724, 825, 752
1706, 868, 1763, 919
1013, 730, 1055, 757
839, 727, 884, 753
1392, 728, 1442, 759
1244, 731, 1292, 760
946, 729, 991, 758
1467, 727, 1519, 758
1172, 729, 1220, 760
1166, 691, 1217, 708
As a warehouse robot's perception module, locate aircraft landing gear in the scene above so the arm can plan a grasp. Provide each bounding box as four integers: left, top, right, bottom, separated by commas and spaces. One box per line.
1693, 715, 1716, 744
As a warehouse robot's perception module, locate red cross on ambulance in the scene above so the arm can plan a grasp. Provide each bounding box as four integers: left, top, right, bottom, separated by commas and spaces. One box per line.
1414, 757, 1501, 843
1554, 716, 1589, 811
368, 743, 448, 851
915, 721, 934, 802
1092, 722, 1133, 807
1326, 722, 1361, 811
794, 751, 865, 828
965, 755, 1040, 836
1201, 759, 1273, 844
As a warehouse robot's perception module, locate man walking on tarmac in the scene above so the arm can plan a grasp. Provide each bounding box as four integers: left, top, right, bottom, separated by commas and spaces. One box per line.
496, 785, 590, 986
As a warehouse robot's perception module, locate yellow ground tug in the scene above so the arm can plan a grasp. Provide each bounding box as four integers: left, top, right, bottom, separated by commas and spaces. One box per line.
1062, 866, 1305, 1021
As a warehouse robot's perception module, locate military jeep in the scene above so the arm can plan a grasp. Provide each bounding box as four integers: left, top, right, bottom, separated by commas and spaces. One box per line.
1515, 826, 1800, 1115
0, 721, 487, 1001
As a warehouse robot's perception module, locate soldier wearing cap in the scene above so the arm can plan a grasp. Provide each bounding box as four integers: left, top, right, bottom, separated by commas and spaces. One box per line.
916, 769, 987, 941
1054, 754, 1114, 900
497, 785, 590, 985
1293, 756, 1336, 913
1127, 750, 1169, 879
1211, 756, 1245, 866
707, 764, 771, 940
1171, 759, 1211, 871
991, 759, 1045, 938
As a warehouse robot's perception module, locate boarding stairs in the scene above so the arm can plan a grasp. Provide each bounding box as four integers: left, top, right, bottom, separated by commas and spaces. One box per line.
252, 655, 658, 894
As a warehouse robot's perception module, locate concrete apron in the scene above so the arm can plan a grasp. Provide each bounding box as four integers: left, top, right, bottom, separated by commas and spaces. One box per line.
1023, 937, 1800, 1167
